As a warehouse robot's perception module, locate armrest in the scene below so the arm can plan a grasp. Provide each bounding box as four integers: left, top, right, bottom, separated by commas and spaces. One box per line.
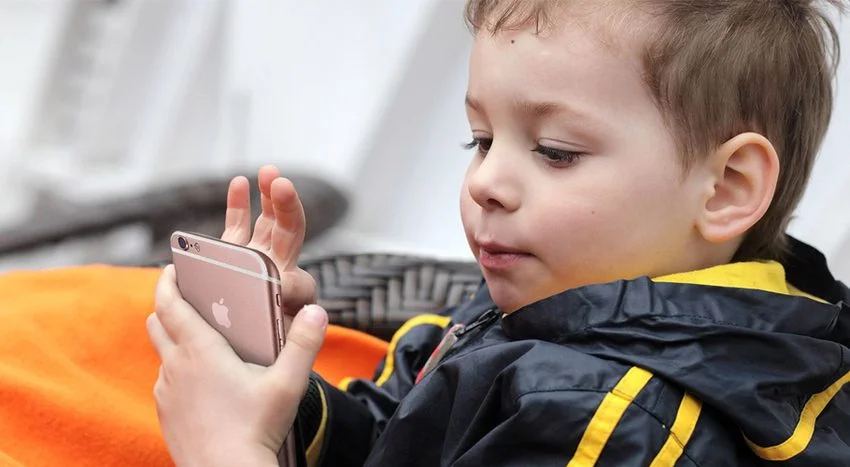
0, 173, 347, 266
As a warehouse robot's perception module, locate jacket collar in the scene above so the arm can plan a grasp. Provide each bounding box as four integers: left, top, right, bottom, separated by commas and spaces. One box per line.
500, 236, 848, 343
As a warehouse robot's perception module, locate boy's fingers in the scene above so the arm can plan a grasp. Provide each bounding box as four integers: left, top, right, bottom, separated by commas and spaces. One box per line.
267, 305, 328, 397
154, 265, 216, 345
222, 176, 252, 245
270, 177, 306, 269
146, 312, 175, 358
251, 165, 281, 246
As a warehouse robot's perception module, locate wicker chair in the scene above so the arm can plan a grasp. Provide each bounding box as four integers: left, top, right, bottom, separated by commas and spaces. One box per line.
302, 253, 482, 340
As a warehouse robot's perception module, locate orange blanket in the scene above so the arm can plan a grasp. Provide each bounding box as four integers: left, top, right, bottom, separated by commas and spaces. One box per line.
0, 266, 388, 467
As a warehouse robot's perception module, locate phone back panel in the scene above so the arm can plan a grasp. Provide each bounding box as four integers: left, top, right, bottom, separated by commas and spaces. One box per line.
170, 231, 284, 367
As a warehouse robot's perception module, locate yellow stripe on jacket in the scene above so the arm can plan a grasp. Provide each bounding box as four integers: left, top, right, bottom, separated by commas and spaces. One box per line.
567, 367, 654, 466
375, 314, 452, 387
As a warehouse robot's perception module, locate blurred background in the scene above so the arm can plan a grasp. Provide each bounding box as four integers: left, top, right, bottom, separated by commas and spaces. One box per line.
0, 0, 848, 281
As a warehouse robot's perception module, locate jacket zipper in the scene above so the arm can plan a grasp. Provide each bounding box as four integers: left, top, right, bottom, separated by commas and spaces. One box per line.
454, 307, 501, 339
440, 306, 502, 362
415, 307, 501, 383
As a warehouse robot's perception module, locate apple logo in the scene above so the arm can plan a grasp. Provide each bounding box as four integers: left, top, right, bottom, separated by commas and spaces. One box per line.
211, 298, 231, 328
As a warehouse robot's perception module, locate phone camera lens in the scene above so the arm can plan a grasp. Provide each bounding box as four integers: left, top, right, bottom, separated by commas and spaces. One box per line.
177, 236, 189, 251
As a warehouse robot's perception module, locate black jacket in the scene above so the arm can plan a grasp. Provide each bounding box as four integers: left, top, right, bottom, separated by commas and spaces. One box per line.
297, 237, 850, 466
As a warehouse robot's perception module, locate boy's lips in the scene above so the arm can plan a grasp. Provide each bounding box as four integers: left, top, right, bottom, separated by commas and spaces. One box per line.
476, 241, 531, 270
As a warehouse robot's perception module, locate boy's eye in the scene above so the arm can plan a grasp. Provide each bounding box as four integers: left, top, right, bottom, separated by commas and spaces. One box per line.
533, 144, 583, 166
463, 138, 492, 154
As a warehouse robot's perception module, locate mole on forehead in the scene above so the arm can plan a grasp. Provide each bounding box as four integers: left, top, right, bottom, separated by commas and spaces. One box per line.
494, 6, 650, 72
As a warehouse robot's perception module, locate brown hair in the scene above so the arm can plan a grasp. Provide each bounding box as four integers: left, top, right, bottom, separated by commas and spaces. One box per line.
465, 0, 844, 261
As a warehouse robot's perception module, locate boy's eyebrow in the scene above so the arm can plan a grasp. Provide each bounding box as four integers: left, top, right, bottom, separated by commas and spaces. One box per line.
465, 94, 593, 122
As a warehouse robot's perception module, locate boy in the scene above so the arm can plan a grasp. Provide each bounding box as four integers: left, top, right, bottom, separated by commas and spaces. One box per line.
147, 0, 850, 465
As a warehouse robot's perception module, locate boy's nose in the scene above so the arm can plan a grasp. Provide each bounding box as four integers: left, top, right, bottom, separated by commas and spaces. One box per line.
467, 149, 521, 212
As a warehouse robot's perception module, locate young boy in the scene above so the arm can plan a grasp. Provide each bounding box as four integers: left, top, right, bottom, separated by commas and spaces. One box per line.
147, 0, 850, 465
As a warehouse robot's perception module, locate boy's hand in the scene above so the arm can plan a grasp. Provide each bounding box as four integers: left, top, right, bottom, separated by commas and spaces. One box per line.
147, 265, 328, 467
222, 165, 317, 316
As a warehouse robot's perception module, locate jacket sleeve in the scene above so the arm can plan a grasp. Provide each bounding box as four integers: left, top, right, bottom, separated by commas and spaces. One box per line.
297, 312, 456, 467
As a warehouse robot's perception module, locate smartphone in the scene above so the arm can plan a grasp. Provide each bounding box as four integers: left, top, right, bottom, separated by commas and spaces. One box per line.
170, 230, 303, 467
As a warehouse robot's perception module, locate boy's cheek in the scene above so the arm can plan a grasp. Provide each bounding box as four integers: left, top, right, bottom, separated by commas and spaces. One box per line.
459, 194, 479, 241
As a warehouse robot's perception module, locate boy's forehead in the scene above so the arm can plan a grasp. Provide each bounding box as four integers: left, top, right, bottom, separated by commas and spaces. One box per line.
470, 3, 650, 88
466, 1, 667, 138
469, 35, 656, 133
475, 0, 651, 61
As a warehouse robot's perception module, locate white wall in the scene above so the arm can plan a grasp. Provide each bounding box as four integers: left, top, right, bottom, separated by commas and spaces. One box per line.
790, 15, 850, 276
0, 1, 67, 224
231, 0, 440, 188
0, 2, 64, 148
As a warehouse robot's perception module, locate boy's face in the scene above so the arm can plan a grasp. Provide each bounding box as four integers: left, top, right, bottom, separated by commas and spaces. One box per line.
461, 16, 710, 312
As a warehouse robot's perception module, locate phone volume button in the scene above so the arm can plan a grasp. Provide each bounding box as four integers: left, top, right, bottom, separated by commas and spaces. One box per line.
275, 294, 281, 307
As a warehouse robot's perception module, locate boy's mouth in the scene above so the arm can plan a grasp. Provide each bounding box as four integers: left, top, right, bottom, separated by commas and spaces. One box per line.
477, 241, 530, 270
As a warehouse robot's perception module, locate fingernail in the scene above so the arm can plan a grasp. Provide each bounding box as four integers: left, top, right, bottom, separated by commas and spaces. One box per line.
302, 305, 328, 328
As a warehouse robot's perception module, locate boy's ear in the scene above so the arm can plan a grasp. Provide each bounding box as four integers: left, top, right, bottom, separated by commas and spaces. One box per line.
696, 132, 780, 244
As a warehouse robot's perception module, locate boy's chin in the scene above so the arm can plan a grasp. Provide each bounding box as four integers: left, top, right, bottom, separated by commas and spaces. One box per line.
484, 276, 535, 314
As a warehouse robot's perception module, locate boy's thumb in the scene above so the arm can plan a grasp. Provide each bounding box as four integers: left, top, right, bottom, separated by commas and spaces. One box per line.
271, 304, 328, 389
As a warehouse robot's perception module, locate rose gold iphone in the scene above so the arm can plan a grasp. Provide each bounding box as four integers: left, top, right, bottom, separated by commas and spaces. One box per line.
170, 230, 303, 467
